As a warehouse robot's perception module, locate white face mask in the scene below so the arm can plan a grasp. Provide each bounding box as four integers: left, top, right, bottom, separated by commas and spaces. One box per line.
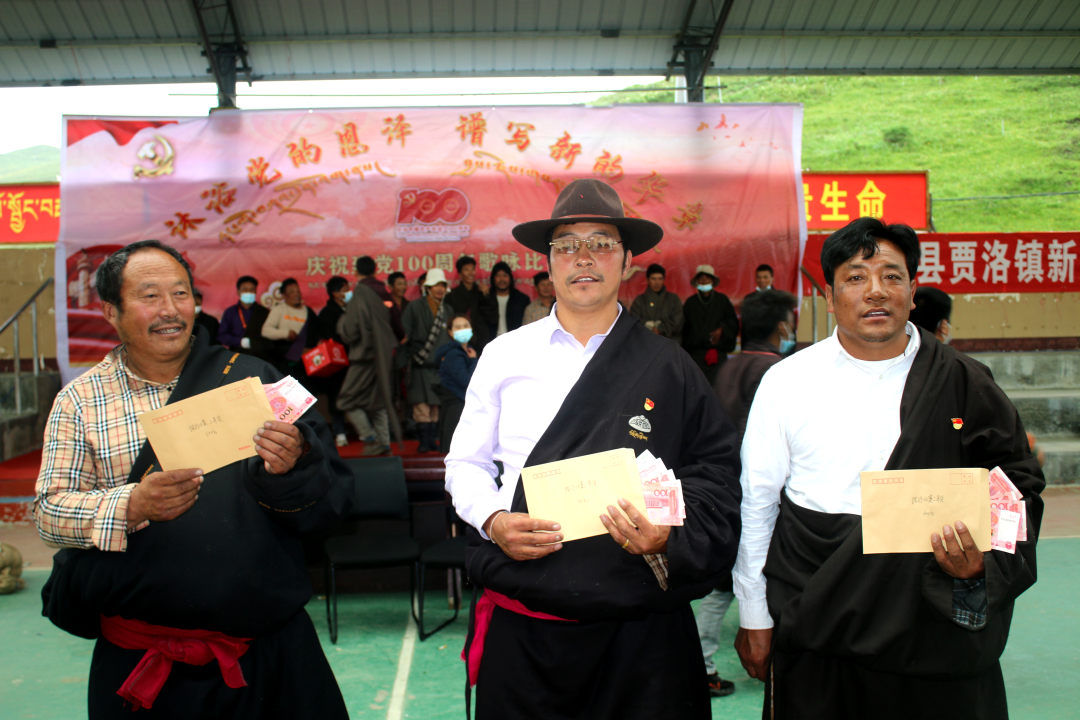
194, 305, 202, 315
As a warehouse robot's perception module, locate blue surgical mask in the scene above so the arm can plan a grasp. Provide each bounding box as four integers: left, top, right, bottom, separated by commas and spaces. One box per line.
779, 324, 796, 354
697, 284, 713, 293
453, 328, 473, 344
240, 292, 256, 305
344, 291, 353, 303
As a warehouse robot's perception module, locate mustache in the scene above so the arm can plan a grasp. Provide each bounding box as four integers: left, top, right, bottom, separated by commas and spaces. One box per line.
149, 317, 188, 332
566, 271, 604, 284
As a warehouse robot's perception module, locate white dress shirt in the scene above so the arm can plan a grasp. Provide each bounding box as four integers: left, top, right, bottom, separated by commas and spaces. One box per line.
733, 323, 921, 629
445, 303, 622, 535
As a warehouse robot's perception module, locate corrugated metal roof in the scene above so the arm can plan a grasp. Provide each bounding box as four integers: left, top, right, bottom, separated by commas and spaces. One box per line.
0, 0, 1076, 87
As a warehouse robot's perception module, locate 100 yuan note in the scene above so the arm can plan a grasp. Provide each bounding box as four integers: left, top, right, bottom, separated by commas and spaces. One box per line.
263, 376, 316, 424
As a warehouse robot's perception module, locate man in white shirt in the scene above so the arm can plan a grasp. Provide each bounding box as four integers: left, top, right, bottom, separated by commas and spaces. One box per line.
446, 179, 742, 720
733, 217, 1044, 719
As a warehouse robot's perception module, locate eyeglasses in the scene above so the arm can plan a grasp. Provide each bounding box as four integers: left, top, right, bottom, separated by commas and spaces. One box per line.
548, 235, 623, 255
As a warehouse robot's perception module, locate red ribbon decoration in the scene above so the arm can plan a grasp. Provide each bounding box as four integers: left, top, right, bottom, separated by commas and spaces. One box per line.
99, 615, 253, 711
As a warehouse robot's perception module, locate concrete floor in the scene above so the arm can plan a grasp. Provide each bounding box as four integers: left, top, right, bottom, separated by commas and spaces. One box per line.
2, 489, 1077, 720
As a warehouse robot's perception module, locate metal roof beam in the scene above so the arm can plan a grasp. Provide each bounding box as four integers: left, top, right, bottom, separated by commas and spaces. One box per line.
190, 0, 251, 109
678, 0, 738, 101
5, 29, 1078, 51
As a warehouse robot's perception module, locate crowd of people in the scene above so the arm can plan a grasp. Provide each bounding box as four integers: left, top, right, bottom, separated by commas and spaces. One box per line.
31, 177, 1043, 720
189, 247, 779, 459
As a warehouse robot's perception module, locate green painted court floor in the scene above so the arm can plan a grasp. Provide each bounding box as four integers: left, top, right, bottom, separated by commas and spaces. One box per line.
2, 538, 1077, 719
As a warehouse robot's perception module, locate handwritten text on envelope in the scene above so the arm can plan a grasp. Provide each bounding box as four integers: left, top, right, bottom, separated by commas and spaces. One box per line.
860, 468, 991, 554
138, 376, 275, 473
521, 448, 643, 542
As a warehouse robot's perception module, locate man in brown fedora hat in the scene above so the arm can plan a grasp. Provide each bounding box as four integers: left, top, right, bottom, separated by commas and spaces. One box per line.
446, 179, 742, 719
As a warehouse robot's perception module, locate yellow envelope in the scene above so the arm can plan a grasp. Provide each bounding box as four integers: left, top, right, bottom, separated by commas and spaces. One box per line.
520, 448, 643, 542
138, 376, 275, 473
860, 468, 991, 554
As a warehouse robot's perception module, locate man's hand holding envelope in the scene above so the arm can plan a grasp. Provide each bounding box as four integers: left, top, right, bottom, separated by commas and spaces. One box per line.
861, 467, 991, 579
137, 376, 313, 483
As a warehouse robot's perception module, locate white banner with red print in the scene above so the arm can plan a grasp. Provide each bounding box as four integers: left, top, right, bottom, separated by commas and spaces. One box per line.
56, 106, 805, 380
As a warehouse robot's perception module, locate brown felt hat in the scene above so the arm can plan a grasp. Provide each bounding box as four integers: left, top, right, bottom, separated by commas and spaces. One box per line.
512, 179, 663, 256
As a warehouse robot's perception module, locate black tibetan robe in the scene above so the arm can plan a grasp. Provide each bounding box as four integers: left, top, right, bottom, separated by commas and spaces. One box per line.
42, 326, 354, 719
465, 311, 743, 720
763, 328, 1045, 720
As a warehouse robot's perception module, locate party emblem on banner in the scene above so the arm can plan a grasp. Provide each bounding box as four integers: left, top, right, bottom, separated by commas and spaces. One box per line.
395, 187, 471, 242
132, 135, 175, 179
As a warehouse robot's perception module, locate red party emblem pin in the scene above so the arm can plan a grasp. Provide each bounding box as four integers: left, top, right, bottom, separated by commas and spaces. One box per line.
952, 418, 964, 430
644, 399, 655, 411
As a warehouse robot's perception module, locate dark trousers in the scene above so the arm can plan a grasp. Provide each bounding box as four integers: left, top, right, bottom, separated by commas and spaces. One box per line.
88, 610, 348, 720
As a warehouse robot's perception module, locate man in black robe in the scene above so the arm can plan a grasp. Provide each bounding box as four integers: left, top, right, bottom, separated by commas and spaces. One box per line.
733, 217, 1044, 719
682, 264, 739, 384
35, 240, 353, 719
445, 180, 742, 719
337, 275, 402, 455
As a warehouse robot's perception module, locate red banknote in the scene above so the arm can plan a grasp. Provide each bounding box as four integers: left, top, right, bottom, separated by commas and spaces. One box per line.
262, 376, 316, 425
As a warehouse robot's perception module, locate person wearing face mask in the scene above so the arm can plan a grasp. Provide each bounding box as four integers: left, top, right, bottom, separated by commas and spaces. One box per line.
909, 286, 953, 345
682, 264, 740, 384
192, 289, 221, 345
694, 289, 799, 699
434, 314, 480, 453
318, 276, 352, 447
217, 275, 271, 359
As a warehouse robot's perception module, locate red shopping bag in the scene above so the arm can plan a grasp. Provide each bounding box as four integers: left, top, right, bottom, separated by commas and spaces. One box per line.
302, 339, 349, 378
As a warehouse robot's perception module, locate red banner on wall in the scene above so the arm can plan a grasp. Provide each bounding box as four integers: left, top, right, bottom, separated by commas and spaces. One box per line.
802, 232, 1080, 294
0, 183, 60, 243
802, 172, 928, 231
57, 105, 806, 378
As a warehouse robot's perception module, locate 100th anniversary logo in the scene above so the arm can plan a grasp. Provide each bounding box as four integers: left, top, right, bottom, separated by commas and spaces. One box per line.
395, 187, 471, 242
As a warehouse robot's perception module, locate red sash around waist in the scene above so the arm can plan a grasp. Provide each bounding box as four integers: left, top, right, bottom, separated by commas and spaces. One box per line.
99, 615, 253, 711
462, 589, 576, 687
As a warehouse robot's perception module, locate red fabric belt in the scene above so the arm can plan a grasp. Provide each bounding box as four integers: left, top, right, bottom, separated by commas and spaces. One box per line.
99, 615, 253, 711
462, 589, 575, 687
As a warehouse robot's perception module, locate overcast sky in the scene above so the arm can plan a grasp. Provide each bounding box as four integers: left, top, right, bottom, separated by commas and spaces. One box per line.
0, 75, 662, 155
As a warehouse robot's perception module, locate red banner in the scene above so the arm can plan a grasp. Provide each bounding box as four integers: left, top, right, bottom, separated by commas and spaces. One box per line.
0, 183, 60, 243
802, 172, 928, 231
57, 106, 806, 377
803, 232, 1080, 294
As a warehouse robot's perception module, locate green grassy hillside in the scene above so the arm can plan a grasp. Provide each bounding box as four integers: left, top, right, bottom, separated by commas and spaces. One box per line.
0, 145, 60, 184
595, 76, 1080, 232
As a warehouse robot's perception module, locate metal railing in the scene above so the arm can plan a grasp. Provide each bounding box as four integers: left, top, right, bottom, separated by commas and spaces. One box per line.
1, 277, 54, 416
799, 266, 832, 344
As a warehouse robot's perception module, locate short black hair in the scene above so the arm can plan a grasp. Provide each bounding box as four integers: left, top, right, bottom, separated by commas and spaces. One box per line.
909, 287, 952, 333
456, 256, 477, 273
355, 256, 377, 277
491, 261, 516, 289
236, 275, 258, 290
820, 217, 920, 287
193, 288, 204, 300
95, 239, 193, 310
533, 271, 550, 284
418, 272, 427, 286
756, 264, 774, 275
387, 271, 406, 285
326, 275, 349, 298
646, 263, 665, 278
280, 277, 299, 294
741, 289, 799, 344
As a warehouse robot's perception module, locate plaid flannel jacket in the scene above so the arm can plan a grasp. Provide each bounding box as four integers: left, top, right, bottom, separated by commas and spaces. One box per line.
34, 347, 178, 552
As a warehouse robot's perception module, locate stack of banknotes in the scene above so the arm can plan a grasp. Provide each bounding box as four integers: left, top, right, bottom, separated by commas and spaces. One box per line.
636, 450, 686, 526
263, 376, 316, 425
989, 466, 1026, 554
